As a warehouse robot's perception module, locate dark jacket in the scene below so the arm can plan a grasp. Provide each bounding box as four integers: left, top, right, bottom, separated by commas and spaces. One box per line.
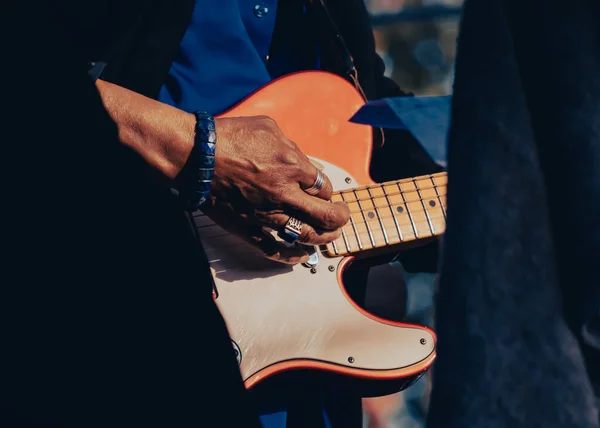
3, 1, 263, 427
427, 0, 600, 426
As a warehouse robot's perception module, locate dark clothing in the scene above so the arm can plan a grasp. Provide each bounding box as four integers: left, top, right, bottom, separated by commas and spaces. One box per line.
1, 1, 261, 427
427, 0, 600, 426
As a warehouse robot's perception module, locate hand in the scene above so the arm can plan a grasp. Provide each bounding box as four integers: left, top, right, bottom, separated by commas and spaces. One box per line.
92, 80, 348, 264
202, 116, 350, 264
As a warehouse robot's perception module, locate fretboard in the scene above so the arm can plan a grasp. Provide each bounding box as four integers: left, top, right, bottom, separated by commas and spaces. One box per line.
326, 172, 447, 257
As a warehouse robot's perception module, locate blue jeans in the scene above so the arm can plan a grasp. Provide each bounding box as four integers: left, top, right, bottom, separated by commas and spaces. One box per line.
257, 387, 362, 428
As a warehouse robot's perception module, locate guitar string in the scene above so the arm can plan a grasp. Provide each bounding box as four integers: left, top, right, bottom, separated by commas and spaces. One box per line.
339, 190, 363, 250
413, 177, 435, 235
192, 183, 447, 249
196, 178, 448, 256
395, 178, 419, 239
190, 182, 447, 220
340, 173, 448, 192
203, 225, 442, 256
203, 221, 444, 255
196, 213, 448, 254
340, 172, 446, 192
193, 210, 447, 250
193, 209, 447, 234
333, 184, 446, 204
193, 193, 446, 222
353, 188, 375, 247
201, 212, 447, 254
191, 190, 448, 219
366, 185, 389, 245
341, 204, 447, 231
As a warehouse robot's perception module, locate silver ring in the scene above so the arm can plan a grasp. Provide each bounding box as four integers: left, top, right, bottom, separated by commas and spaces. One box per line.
304, 169, 325, 196
282, 217, 303, 243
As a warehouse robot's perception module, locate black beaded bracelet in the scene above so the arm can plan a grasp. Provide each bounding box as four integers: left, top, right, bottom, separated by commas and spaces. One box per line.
180, 111, 217, 212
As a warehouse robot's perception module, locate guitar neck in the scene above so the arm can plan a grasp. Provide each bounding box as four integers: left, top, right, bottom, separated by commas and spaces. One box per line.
325, 172, 447, 257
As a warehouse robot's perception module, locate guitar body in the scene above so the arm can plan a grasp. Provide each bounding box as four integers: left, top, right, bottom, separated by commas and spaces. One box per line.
219, 71, 374, 186
195, 71, 437, 396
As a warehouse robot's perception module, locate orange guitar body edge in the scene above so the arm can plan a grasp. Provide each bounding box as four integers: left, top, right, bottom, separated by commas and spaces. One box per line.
218, 70, 374, 185
217, 70, 437, 390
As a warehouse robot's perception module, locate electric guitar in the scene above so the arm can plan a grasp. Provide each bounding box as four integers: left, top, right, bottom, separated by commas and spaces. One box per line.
192, 71, 447, 396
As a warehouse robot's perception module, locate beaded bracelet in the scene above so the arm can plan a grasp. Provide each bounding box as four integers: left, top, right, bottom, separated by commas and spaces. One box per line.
180, 111, 217, 212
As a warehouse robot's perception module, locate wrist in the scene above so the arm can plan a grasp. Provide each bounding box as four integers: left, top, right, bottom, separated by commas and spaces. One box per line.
127, 110, 196, 181
177, 111, 217, 212
166, 112, 197, 179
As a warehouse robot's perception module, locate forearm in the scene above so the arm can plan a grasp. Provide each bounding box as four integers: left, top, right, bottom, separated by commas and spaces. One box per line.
96, 79, 196, 180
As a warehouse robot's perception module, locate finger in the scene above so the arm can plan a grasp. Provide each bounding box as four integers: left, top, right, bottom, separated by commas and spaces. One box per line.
269, 213, 344, 246
296, 159, 334, 201
301, 163, 334, 201
246, 227, 311, 264
281, 188, 350, 232
285, 139, 333, 201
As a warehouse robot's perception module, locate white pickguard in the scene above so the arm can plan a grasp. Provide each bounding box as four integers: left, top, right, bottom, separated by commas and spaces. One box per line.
193, 158, 435, 384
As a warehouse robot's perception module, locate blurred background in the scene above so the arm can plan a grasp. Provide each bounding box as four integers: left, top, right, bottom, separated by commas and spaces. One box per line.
361, 1, 462, 427
367, 0, 462, 96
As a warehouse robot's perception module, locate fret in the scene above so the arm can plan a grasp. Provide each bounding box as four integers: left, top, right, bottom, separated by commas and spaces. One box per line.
341, 221, 440, 250
399, 180, 435, 238
325, 218, 440, 256
360, 185, 400, 244
412, 178, 435, 235
325, 172, 448, 257
383, 183, 416, 240
330, 192, 350, 253
419, 175, 446, 233
342, 225, 362, 253
341, 211, 442, 231
340, 227, 351, 253
331, 239, 339, 255
353, 189, 376, 248
347, 219, 363, 251
396, 182, 420, 239
354, 187, 390, 247
366, 186, 390, 245
379, 185, 403, 242
431, 174, 447, 219
340, 191, 364, 251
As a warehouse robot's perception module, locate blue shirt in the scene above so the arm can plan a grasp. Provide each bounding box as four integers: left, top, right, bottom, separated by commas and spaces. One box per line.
158, 0, 278, 114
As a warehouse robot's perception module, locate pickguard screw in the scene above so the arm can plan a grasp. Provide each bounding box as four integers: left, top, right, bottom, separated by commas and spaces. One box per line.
310, 267, 317, 274
345, 177, 352, 183
328, 265, 335, 272
348, 357, 355, 363
420, 338, 427, 345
